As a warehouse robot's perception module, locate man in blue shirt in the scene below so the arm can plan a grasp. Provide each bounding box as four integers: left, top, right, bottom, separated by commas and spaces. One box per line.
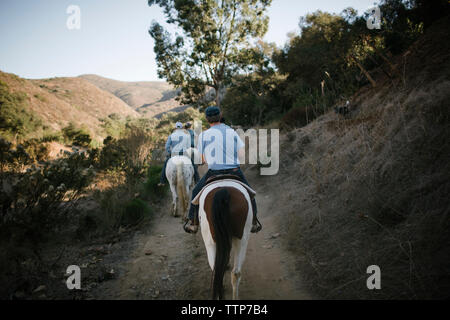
184, 106, 261, 234
158, 122, 191, 186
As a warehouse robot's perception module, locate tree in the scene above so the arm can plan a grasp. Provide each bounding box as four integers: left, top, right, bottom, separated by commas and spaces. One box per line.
273, 10, 361, 107
148, 0, 272, 107
222, 40, 285, 126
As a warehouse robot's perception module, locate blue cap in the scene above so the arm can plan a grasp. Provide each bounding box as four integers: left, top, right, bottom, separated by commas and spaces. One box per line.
205, 106, 221, 117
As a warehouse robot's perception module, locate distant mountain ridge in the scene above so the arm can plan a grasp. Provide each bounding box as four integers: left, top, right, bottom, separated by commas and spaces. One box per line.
79, 74, 182, 117
0, 71, 189, 143
0, 70, 139, 141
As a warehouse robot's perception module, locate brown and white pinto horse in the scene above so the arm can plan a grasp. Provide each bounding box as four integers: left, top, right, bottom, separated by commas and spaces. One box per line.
196, 180, 254, 300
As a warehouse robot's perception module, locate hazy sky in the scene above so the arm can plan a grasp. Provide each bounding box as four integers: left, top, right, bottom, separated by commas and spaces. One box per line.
0, 0, 378, 82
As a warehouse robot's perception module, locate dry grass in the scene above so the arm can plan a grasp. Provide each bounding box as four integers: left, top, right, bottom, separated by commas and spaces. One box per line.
278, 20, 450, 299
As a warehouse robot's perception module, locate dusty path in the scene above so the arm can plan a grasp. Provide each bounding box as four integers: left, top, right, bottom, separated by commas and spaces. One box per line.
91, 166, 311, 300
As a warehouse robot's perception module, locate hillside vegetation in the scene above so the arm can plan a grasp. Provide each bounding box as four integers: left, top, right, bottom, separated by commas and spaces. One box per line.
222, 0, 449, 130
0, 100, 205, 299
0, 71, 139, 143
275, 14, 449, 299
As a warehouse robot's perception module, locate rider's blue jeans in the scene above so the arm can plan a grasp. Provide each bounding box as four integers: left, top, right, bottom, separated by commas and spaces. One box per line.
187, 167, 257, 222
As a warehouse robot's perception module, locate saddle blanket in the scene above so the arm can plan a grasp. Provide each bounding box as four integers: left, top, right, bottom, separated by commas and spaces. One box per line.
191, 179, 256, 205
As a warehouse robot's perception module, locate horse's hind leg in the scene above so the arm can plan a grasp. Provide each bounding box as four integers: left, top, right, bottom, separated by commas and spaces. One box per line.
169, 183, 178, 217
184, 183, 191, 220
201, 214, 216, 271
231, 238, 248, 300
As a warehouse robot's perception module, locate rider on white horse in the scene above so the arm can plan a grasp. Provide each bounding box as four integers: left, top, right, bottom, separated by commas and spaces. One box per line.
184, 106, 262, 234
158, 122, 192, 187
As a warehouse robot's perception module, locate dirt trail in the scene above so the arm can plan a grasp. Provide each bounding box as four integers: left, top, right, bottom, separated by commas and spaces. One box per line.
90, 165, 312, 300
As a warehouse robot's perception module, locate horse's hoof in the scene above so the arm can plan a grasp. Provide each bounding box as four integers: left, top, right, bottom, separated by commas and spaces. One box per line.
184, 224, 198, 234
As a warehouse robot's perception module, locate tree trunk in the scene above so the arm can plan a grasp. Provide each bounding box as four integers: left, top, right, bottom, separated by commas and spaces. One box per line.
214, 82, 222, 107
368, 54, 393, 79
215, 89, 221, 107
351, 54, 376, 88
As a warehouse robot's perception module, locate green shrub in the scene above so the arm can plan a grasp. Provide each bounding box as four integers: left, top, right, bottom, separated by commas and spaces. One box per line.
98, 127, 153, 177
0, 82, 43, 139
21, 139, 50, 162
100, 114, 126, 138
95, 188, 123, 232
72, 132, 92, 147
0, 138, 30, 172
156, 107, 204, 130
0, 147, 95, 250
122, 199, 152, 226
89, 139, 102, 149
144, 165, 166, 199
40, 131, 64, 143
98, 136, 125, 169
62, 123, 92, 147
0, 145, 95, 297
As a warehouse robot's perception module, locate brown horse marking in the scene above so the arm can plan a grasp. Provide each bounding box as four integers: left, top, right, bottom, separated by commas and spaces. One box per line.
203, 187, 249, 242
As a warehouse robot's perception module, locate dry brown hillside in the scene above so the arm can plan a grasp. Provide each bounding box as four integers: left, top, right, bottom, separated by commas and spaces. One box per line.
79, 74, 182, 118
273, 16, 450, 299
0, 71, 139, 141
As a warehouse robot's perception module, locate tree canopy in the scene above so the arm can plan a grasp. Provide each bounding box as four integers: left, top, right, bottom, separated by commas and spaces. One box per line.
148, 0, 272, 107
221, 0, 441, 128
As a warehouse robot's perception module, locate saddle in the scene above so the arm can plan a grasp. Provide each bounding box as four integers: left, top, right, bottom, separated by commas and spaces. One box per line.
192, 178, 256, 206
206, 174, 245, 185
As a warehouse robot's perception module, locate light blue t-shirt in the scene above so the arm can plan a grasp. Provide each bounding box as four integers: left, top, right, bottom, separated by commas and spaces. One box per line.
165, 129, 191, 156
197, 124, 245, 171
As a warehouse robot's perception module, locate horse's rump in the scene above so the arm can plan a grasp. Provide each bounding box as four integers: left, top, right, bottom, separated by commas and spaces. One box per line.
166, 155, 194, 218
203, 187, 249, 242
198, 181, 253, 300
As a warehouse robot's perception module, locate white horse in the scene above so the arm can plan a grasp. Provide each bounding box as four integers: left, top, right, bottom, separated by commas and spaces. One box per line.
192, 179, 255, 300
165, 148, 200, 219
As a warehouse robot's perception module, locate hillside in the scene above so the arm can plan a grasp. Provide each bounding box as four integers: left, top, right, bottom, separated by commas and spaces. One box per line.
79, 74, 182, 117
272, 16, 450, 299
0, 71, 139, 142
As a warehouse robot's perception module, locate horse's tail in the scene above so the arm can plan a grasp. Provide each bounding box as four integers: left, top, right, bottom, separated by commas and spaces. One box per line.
176, 162, 187, 213
212, 188, 232, 300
